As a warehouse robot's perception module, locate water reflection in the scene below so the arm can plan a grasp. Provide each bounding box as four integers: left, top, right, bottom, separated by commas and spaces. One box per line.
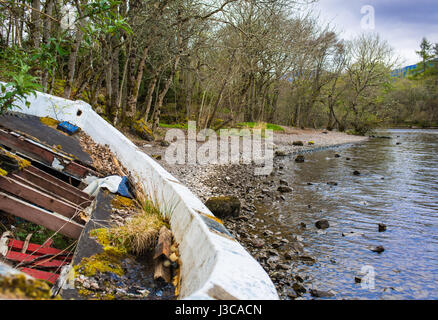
257, 129, 438, 299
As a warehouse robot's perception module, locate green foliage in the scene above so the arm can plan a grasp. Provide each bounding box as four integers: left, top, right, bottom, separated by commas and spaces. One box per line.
159, 122, 188, 129
82, 0, 132, 44
235, 122, 285, 132
14, 221, 76, 251
32, 37, 69, 77
0, 47, 41, 114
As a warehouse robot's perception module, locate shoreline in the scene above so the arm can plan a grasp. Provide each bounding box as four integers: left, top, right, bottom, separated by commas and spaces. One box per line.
139, 128, 368, 299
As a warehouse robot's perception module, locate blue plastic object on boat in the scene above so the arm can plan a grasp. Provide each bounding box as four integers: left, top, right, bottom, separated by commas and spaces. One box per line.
117, 176, 133, 198
57, 121, 80, 135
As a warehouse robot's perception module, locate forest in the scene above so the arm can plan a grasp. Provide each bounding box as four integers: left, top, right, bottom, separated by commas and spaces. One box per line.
0, 0, 437, 137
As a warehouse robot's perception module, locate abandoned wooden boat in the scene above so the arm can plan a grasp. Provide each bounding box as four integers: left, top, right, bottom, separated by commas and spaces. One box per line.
0, 87, 279, 300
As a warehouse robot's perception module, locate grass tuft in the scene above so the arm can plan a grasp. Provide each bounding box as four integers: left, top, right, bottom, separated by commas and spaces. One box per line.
107, 197, 167, 255
235, 122, 285, 132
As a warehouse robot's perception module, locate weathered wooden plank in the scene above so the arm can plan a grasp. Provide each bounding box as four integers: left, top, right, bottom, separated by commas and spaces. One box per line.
13, 169, 91, 208
0, 192, 84, 239
0, 175, 83, 223
27, 165, 92, 200
0, 129, 100, 179
0, 129, 55, 165
10, 173, 80, 208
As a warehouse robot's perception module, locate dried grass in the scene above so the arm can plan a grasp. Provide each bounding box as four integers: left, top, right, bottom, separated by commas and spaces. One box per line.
108, 198, 167, 255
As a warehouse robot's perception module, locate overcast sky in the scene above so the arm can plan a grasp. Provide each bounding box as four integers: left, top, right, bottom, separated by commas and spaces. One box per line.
308, 0, 438, 66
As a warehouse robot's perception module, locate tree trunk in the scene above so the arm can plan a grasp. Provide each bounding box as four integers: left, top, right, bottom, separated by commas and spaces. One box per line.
126, 45, 150, 119
111, 40, 120, 124
142, 69, 160, 122
30, 0, 41, 49
205, 51, 235, 129
152, 56, 181, 132
64, 1, 86, 99
41, 0, 54, 92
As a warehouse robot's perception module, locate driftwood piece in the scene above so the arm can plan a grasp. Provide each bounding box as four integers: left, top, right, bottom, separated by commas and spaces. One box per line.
153, 226, 173, 283
154, 259, 172, 283
154, 226, 172, 260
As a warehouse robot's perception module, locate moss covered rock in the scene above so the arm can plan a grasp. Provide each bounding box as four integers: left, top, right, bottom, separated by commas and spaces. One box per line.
0, 273, 56, 300
131, 119, 155, 142
205, 196, 241, 219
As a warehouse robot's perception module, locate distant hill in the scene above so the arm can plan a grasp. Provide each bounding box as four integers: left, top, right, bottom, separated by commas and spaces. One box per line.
391, 58, 438, 78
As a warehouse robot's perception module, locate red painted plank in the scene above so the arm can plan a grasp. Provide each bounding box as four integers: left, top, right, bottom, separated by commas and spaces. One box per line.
19, 268, 59, 284
6, 251, 69, 268
8, 240, 72, 259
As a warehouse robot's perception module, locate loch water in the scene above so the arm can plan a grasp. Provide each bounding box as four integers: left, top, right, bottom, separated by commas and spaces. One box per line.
257, 129, 438, 299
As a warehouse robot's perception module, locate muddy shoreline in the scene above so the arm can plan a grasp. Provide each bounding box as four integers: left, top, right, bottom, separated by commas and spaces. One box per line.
139, 128, 368, 299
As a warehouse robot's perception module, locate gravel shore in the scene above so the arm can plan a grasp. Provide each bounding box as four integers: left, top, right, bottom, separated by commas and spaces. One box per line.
137, 127, 368, 299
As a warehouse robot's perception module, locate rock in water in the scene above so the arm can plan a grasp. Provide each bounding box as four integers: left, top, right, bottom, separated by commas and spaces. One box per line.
371, 245, 385, 253
295, 155, 305, 163
378, 223, 387, 232
292, 282, 306, 295
205, 196, 241, 218
353, 170, 361, 176
315, 219, 330, 229
310, 289, 335, 298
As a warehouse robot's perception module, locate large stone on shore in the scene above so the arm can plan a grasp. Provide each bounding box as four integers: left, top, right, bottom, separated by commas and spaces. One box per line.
293, 141, 304, 146
131, 119, 155, 141
275, 150, 287, 157
295, 155, 305, 163
277, 186, 292, 193
205, 196, 241, 219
